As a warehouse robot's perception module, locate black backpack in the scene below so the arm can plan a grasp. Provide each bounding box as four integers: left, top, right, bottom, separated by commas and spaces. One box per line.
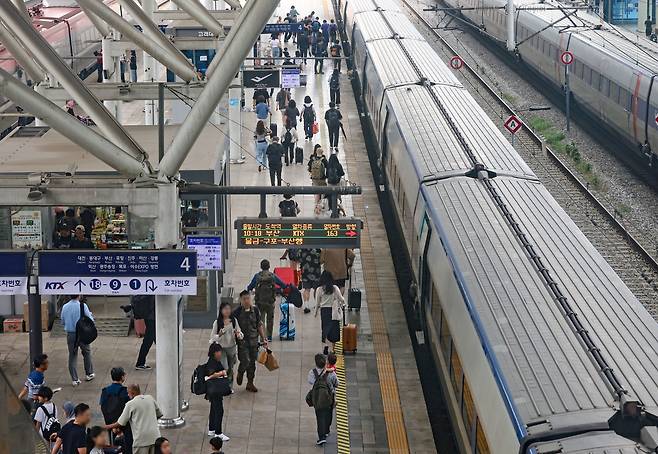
280, 200, 297, 217
75, 301, 97, 345
191, 364, 207, 395
325, 109, 340, 128
327, 165, 341, 185
305, 369, 334, 409
101, 387, 126, 424
39, 403, 61, 441
303, 106, 315, 123
283, 129, 293, 144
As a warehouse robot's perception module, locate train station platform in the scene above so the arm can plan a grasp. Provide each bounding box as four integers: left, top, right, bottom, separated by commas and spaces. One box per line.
0, 1, 436, 453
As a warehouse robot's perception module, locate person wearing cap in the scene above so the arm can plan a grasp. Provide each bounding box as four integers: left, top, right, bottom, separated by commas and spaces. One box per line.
266, 136, 285, 186
69, 225, 94, 249
53, 222, 73, 249
33, 386, 58, 447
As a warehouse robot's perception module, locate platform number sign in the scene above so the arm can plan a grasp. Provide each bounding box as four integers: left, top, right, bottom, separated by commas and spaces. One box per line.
450, 55, 464, 70
560, 51, 574, 66
504, 115, 522, 135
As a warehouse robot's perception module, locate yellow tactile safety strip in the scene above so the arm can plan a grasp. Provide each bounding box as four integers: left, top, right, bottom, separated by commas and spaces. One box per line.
357, 222, 412, 453
334, 338, 351, 454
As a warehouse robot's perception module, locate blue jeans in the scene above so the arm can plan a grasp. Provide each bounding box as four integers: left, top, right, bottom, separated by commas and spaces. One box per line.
256, 140, 267, 166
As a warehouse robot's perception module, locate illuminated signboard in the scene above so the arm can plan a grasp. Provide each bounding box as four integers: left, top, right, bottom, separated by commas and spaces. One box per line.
235, 218, 363, 249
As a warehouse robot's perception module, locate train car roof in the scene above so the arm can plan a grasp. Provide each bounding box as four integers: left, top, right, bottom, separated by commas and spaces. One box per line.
373, 0, 403, 11
365, 40, 421, 86
513, 0, 658, 74
353, 10, 424, 42
344, 0, 377, 15
423, 176, 658, 426
399, 39, 463, 86
430, 86, 535, 176
386, 86, 473, 175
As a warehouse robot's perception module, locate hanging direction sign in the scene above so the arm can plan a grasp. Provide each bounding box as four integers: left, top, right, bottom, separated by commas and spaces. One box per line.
185, 235, 223, 271
38, 250, 197, 296
235, 218, 363, 249
0, 250, 28, 295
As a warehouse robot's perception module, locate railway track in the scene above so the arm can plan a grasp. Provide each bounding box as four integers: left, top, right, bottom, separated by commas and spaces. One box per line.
401, 0, 658, 317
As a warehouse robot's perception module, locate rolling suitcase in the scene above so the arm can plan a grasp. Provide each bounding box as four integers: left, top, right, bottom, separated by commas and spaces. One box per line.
274, 266, 298, 292
343, 323, 357, 353
295, 146, 304, 164
279, 299, 296, 340
348, 288, 361, 311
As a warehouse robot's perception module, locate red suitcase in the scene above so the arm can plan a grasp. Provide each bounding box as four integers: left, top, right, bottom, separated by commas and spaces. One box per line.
274, 267, 299, 295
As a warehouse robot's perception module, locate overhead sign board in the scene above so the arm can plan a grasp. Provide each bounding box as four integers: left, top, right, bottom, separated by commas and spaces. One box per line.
281, 68, 301, 88
235, 218, 363, 249
0, 251, 28, 295
38, 250, 197, 296
504, 115, 522, 135
262, 23, 304, 34
186, 235, 223, 271
243, 69, 281, 89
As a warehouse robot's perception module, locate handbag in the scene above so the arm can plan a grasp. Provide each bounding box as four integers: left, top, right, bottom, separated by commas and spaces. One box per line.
206, 376, 231, 398
312, 121, 319, 135
257, 348, 280, 371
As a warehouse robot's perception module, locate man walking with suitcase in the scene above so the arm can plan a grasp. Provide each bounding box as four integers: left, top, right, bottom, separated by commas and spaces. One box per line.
233, 291, 269, 392
247, 260, 290, 340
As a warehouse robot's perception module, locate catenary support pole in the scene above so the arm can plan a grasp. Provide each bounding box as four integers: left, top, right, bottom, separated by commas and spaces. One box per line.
0, 68, 148, 179
0, 21, 46, 84
155, 183, 184, 427
0, 2, 148, 163
565, 64, 571, 131
77, 0, 198, 82
158, 0, 278, 179
119, 0, 199, 67
506, 0, 516, 52
170, 0, 225, 36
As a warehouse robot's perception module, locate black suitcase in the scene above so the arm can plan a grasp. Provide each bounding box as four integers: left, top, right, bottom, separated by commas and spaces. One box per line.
295, 146, 304, 164
348, 288, 361, 311
270, 122, 278, 138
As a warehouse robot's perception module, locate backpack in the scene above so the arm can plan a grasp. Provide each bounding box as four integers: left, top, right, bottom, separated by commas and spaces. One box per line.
75, 301, 97, 345
101, 387, 126, 424
306, 370, 334, 410
280, 200, 297, 217
283, 129, 293, 144
191, 364, 207, 395
303, 106, 315, 123
254, 271, 276, 304
327, 164, 341, 185
310, 158, 326, 180
330, 45, 339, 57
325, 108, 340, 127
39, 403, 61, 441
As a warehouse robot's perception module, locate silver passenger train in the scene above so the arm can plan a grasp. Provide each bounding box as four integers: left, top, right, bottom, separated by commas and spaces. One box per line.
339, 0, 658, 452
442, 0, 658, 181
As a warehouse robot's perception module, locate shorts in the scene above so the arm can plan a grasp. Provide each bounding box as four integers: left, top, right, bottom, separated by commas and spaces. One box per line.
334, 278, 346, 288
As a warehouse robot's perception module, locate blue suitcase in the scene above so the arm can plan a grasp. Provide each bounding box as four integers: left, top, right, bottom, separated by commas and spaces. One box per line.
279, 299, 296, 340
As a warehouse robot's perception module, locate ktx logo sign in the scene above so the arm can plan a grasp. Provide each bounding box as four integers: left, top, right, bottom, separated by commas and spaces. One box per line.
44, 281, 67, 290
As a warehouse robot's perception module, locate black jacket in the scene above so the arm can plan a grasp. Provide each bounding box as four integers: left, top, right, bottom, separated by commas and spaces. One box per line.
266, 143, 285, 167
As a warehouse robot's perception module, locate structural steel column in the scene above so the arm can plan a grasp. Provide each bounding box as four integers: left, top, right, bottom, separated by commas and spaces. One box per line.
0, 21, 46, 83
158, 0, 277, 179
11, 0, 30, 20
0, 2, 147, 162
228, 80, 243, 163
102, 37, 120, 121
206, 0, 250, 77
155, 183, 183, 427
85, 8, 112, 37
0, 68, 147, 178
77, 0, 198, 82
119, 0, 198, 67
224, 0, 241, 10
142, 0, 156, 125
170, 0, 224, 36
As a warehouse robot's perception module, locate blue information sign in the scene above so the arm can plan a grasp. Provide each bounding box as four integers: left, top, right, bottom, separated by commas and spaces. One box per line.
0, 250, 28, 295
186, 236, 222, 271
262, 23, 304, 34
38, 250, 197, 296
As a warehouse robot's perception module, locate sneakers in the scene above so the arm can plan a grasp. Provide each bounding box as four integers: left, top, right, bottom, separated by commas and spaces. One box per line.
217, 433, 230, 442
246, 382, 258, 393
135, 365, 152, 371
72, 379, 81, 387
236, 369, 244, 386
207, 430, 215, 437
304, 308, 311, 314
316, 439, 327, 446
85, 373, 95, 382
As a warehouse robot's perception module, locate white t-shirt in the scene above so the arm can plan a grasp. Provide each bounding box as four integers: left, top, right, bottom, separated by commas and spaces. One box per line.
271, 38, 280, 49
33, 402, 58, 437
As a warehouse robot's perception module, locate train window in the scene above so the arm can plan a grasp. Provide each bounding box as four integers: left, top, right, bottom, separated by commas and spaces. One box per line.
600, 76, 610, 95
431, 284, 441, 325
591, 70, 599, 88
575, 60, 584, 79
620, 88, 632, 110
476, 418, 491, 454
462, 378, 476, 442
584, 66, 592, 85
610, 82, 620, 103
450, 346, 464, 400
440, 315, 451, 363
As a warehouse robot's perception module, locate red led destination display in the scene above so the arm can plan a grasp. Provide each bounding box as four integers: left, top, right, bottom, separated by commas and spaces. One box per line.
235, 218, 363, 249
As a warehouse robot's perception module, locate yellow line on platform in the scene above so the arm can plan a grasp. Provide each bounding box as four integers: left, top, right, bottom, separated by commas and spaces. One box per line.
335, 337, 351, 454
